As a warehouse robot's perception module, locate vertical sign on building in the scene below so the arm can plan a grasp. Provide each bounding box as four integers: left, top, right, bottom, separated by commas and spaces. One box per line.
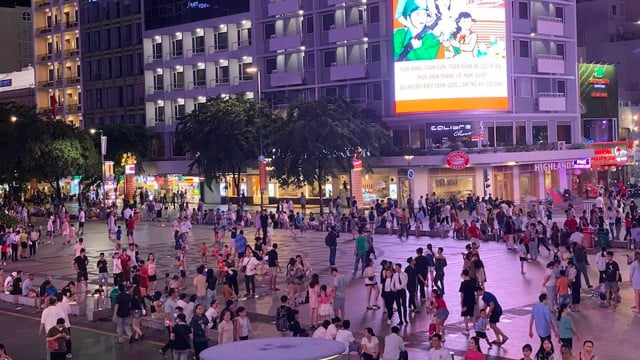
392, 0, 508, 113
351, 157, 364, 209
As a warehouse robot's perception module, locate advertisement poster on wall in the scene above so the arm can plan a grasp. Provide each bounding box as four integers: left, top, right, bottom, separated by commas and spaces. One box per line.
392, 0, 508, 114
578, 63, 618, 119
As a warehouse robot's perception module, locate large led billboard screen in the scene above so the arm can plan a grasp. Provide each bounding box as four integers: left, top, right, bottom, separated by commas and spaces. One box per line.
578, 63, 618, 119
392, 0, 508, 114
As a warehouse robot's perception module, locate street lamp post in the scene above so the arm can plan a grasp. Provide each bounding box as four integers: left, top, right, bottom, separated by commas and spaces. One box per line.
247, 67, 265, 210
90, 129, 107, 209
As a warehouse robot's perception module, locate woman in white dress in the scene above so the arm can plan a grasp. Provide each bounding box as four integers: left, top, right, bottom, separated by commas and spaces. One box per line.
107, 211, 116, 239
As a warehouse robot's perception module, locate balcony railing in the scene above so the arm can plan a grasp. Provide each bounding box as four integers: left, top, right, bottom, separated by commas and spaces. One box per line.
36, 26, 52, 34
172, 82, 185, 90
66, 103, 81, 112
38, 79, 55, 87
65, 21, 78, 29
35, 0, 51, 7
65, 76, 81, 84
65, 48, 80, 57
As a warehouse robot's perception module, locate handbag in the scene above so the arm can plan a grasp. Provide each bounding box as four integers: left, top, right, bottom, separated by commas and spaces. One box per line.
48, 339, 59, 351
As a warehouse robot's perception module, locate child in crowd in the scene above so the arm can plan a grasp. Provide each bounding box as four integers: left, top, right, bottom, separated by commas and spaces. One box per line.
474, 309, 492, 349
116, 226, 122, 242
200, 242, 208, 264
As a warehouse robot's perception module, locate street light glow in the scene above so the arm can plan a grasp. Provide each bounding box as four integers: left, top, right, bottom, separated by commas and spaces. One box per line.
246, 67, 258, 73
10, 116, 17, 122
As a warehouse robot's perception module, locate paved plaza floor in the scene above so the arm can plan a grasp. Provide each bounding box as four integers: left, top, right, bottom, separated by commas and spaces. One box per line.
0, 211, 636, 359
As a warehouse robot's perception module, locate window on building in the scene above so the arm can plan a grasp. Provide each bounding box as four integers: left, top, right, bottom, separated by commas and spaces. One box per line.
192, 34, 204, 54
495, 124, 514, 146
516, 78, 532, 97
323, 50, 337, 67
153, 72, 163, 91
264, 22, 276, 40
238, 62, 253, 81
265, 57, 277, 74
216, 66, 229, 84
111, 27, 121, 48
556, 43, 565, 57
214, 31, 228, 50
193, 67, 206, 87
370, 83, 382, 101
172, 37, 183, 57
370, 44, 381, 63
611, 5, 617, 16
152, 42, 162, 60
556, 80, 566, 94
533, 124, 548, 144
518, 2, 529, 19
122, 24, 132, 46
515, 122, 526, 145
172, 134, 188, 156
174, 103, 185, 118
304, 16, 314, 33
392, 128, 410, 149
370, 5, 380, 23
325, 87, 338, 98
555, 6, 564, 21
519, 40, 530, 58
111, 56, 121, 78
322, 13, 335, 31
304, 53, 315, 70
151, 134, 165, 158
557, 124, 571, 144
124, 85, 134, 106
173, 69, 184, 89
155, 105, 165, 122
237, 27, 251, 47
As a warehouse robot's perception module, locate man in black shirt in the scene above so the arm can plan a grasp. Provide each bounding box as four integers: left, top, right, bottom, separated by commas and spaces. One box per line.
414, 247, 429, 301
405, 257, 419, 313
458, 269, 478, 334
97, 252, 109, 287
260, 210, 269, 239
112, 284, 133, 344
604, 251, 621, 306
266, 243, 280, 291
9, 271, 22, 295
73, 248, 89, 292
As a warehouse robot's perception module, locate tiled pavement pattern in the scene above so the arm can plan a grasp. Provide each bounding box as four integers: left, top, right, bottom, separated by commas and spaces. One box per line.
1, 207, 638, 360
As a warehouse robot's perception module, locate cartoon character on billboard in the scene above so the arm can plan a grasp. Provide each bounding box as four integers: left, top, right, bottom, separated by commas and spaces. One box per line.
431, 0, 458, 59
393, 0, 442, 61
450, 12, 477, 59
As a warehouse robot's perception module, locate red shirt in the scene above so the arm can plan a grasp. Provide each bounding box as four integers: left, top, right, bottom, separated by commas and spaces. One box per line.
127, 219, 135, 232
564, 218, 577, 232
120, 253, 131, 270
140, 266, 149, 288
469, 225, 480, 239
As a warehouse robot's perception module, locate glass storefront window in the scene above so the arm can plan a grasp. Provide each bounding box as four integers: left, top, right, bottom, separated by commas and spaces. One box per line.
557, 124, 572, 144
432, 175, 474, 200
515, 123, 526, 145
496, 124, 513, 146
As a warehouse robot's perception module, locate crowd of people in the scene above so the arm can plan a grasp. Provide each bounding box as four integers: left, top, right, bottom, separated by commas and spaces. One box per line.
2, 184, 640, 360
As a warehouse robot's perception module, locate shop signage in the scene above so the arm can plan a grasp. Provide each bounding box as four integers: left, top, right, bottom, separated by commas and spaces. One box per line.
0, 79, 11, 88
426, 123, 482, 145
572, 158, 591, 169
445, 151, 470, 170
352, 158, 363, 170
258, 161, 267, 193
124, 164, 135, 175
590, 142, 631, 166
579, 63, 618, 119
534, 161, 573, 172
407, 169, 415, 180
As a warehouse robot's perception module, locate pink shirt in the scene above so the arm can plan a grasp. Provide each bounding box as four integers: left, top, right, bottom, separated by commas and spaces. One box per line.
319, 292, 333, 305
464, 350, 485, 360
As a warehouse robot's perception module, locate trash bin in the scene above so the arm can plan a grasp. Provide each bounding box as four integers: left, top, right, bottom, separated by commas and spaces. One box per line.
595, 227, 610, 249
583, 227, 594, 248
109, 287, 121, 308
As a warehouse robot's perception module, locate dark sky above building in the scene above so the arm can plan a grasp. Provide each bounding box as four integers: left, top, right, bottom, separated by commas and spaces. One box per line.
0, 0, 30, 8
144, 0, 250, 30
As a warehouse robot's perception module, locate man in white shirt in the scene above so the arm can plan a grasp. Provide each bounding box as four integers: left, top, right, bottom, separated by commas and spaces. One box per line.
39, 297, 65, 336
325, 317, 339, 340
381, 326, 406, 360
241, 252, 260, 298
392, 263, 409, 326
312, 320, 330, 338
569, 227, 584, 245
595, 196, 604, 210
426, 333, 451, 360
123, 207, 133, 221
335, 319, 356, 354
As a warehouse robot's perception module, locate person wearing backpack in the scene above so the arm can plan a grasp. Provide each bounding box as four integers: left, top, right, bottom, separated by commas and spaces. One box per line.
275, 295, 294, 333
325, 226, 339, 266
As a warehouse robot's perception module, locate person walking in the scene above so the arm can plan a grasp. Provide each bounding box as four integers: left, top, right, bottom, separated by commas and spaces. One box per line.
475, 288, 508, 346
170, 313, 193, 360
112, 284, 133, 344
266, 243, 280, 291
415, 247, 429, 301
325, 226, 339, 267
46, 318, 70, 360
529, 293, 558, 354
405, 257, 419, 313
217, 309, 235, 345
353, 229, 368, 276
332, 267, 347, 320
363, 258, 380, 310
193, 265, 207, 305
433, 247, 447, 295
630, 252, 640, 312
241, 251, 260, 299
573, 242, 592, 288
190, 304, 209, 360
459, 269, 478, 335
392, 263, 409, 326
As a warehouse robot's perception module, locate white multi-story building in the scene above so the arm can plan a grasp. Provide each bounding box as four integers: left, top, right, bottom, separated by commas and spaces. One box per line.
253, 0, 594, 204
141, 1, 255, 203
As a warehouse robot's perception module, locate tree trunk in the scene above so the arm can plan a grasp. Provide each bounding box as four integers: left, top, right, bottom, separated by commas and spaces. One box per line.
317, 167, 324, 215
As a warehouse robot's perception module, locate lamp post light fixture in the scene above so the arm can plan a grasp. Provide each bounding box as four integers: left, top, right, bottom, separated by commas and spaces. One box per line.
90, 128, 107, 208
246, 67, 261, 102
247, 66, 266, 210
10, 115, 17, 123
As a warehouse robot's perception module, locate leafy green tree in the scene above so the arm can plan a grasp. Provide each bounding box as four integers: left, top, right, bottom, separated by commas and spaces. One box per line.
270, 97, 391, 214
91, 124, 155, 175
175, 95, 274, 202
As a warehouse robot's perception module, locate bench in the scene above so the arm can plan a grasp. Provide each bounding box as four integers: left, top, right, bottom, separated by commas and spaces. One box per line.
0, 293, 18, 304
17, 296, 37, 307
